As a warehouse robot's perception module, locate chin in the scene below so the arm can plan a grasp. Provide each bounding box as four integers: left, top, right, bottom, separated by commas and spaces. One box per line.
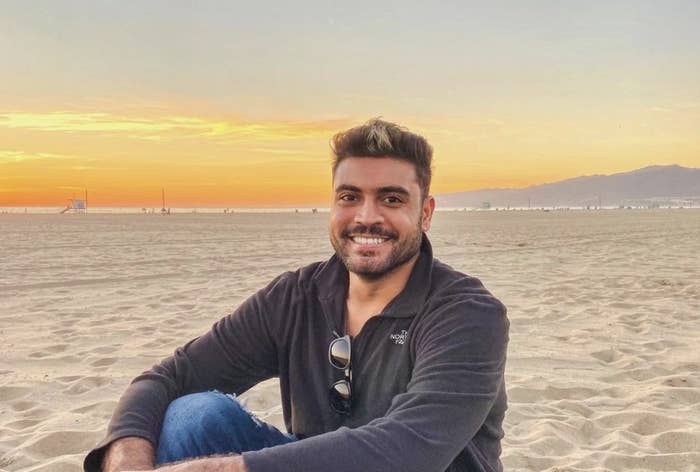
345, 257, 400, 279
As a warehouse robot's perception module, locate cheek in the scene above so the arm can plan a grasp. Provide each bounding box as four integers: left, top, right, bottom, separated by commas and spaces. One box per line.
329, 210, 349, 231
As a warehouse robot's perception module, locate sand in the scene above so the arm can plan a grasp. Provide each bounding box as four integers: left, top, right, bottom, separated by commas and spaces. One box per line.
1, 209, 699, 471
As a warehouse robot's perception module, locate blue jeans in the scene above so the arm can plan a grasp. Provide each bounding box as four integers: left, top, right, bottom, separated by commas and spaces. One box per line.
156, 391, 297, 464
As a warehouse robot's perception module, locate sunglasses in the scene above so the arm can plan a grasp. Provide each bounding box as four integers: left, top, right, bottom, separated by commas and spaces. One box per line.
328, 334, 352, 415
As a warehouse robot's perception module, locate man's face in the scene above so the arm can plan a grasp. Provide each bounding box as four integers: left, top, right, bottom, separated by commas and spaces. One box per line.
329, 157, 435, 279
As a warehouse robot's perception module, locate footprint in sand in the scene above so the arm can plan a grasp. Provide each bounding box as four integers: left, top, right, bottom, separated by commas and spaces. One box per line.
4, 418, 43, 431
662, 375, 698, 388
9, 400, 37, 412
51, 328, 75, 336
655, 387, 700, 406
599, 366, 672, 383
628, 413, 688, 436
55, 375, 82, 383
28, 351, 50, 359
70, 400, 118, 416
641, 340, 679, 352
90, 357, 117, 368
27, 345, 69, 359
92, 345, 119, 355
63, 376, 110, 395
596, 411, 687, 435
140, 340, 166, 349
19, 430, 97, 458
17, 407, 53, 420
0, 386, 30, 402
590, 348, 623, 364
652, 430, 700, 453
0, 456, 15, 469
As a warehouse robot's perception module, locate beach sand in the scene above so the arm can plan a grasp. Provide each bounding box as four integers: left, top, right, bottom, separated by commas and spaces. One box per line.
1, 210, 699, 471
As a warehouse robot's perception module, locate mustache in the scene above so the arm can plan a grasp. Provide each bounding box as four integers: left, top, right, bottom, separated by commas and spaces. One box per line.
341, 224, 398, 239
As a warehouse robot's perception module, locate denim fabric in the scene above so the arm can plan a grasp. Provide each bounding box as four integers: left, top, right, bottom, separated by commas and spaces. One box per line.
156, 391, 297, 465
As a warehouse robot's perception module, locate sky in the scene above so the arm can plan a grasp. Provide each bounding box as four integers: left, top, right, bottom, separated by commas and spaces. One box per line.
1, 0, 699, 207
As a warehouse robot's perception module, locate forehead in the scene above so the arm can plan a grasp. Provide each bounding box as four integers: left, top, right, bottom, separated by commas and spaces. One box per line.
333, 157, 419, 191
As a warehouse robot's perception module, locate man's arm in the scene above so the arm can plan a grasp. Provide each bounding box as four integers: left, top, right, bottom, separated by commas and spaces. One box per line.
103, 437, 250, 472
85, 272, 299, 472
102, 437, 155, 472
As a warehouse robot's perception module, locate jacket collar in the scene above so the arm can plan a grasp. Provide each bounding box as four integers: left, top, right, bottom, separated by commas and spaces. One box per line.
313, 235, 434, 333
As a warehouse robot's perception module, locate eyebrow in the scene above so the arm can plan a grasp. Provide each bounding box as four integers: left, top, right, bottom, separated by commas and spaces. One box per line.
334, 184, 362, 193
377, 186, 410, 196
334, 184, 411, 196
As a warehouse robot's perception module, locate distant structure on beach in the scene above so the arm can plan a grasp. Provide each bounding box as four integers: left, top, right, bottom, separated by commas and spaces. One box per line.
160, 188, 170, 215
60, 189, 88, 214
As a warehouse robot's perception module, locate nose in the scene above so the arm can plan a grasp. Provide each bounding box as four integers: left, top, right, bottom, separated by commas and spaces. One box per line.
354, 198, 384, 226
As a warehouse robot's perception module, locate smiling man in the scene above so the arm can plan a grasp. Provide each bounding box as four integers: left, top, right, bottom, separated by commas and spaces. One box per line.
85, 119, 509, 472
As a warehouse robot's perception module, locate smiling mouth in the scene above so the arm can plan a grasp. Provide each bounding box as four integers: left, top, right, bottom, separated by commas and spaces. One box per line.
349, 235, 390, 245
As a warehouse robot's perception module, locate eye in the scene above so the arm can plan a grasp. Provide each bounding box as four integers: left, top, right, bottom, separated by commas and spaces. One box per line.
339, 193, 357, 202
383, 195, 404, 205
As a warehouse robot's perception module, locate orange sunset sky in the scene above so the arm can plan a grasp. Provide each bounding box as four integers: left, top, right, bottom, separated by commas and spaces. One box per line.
1, 1, 699, 207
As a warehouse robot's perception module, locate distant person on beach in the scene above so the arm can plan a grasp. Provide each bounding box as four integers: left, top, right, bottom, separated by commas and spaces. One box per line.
85, 119, 509, 472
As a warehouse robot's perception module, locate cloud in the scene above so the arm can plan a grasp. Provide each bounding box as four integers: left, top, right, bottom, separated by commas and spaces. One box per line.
0, 111, 351, 142
247, 147, 308, 155
650, 103, 700, 114
0, 150, 76, 163
0, 187, 35, 192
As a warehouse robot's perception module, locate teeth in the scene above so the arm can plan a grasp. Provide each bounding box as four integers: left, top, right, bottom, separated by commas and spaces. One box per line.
353, 236, 385, 245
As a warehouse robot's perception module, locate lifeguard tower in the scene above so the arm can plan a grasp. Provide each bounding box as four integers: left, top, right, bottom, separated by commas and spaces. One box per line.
60, 190, 88, 214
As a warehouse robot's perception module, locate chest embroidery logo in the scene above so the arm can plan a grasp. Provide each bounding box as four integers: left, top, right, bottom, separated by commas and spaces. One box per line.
389, 329, 408, 345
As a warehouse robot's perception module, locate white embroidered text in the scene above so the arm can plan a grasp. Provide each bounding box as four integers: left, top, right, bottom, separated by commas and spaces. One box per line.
389, 330, 408, 345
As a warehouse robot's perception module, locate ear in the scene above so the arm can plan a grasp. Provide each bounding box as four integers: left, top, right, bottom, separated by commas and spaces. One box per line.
421, 196, 436, 232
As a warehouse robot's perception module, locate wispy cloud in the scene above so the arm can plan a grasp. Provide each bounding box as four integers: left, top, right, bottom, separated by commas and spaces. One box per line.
246, 148, 309, 155
56, 186, 87, 190
650, 103, 700, 114
0, 112, 351, 141
0, 150, 76, 163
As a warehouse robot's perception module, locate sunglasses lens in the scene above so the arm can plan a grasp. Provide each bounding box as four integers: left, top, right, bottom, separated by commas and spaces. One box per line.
333, 380, 351, 399
330, 380, 351, 414
329, 336, 351, 370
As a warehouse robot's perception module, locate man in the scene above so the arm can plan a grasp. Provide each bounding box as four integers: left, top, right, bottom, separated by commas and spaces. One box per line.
85, 118, 509, 472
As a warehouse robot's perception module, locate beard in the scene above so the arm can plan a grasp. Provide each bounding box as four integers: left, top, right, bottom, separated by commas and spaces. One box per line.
330, 219, 423, 280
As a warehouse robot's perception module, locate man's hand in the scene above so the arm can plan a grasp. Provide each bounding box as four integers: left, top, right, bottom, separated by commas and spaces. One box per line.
126, 455, 248, 472
105, 437, 248, 472
103, 436, 155, 471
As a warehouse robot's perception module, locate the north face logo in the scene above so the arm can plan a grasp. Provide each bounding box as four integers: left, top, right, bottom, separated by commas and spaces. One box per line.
389, 329, 408, 345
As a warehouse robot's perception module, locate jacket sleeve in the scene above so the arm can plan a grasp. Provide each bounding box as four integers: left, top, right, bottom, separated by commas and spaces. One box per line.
83, 272, 296, 472
242, 280, 509, 472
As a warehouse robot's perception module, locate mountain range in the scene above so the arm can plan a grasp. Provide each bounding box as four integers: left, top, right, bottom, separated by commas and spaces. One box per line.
435, 165, 700, 209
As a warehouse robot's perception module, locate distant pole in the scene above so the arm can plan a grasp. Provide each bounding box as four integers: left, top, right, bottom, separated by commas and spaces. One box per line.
161, 188, 168, 215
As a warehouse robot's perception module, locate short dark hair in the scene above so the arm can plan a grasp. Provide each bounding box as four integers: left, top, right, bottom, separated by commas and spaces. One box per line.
331, 118, 433, 198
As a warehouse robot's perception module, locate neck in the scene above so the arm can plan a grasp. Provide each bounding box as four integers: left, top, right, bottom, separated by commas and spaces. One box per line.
347, 253, 419, 305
